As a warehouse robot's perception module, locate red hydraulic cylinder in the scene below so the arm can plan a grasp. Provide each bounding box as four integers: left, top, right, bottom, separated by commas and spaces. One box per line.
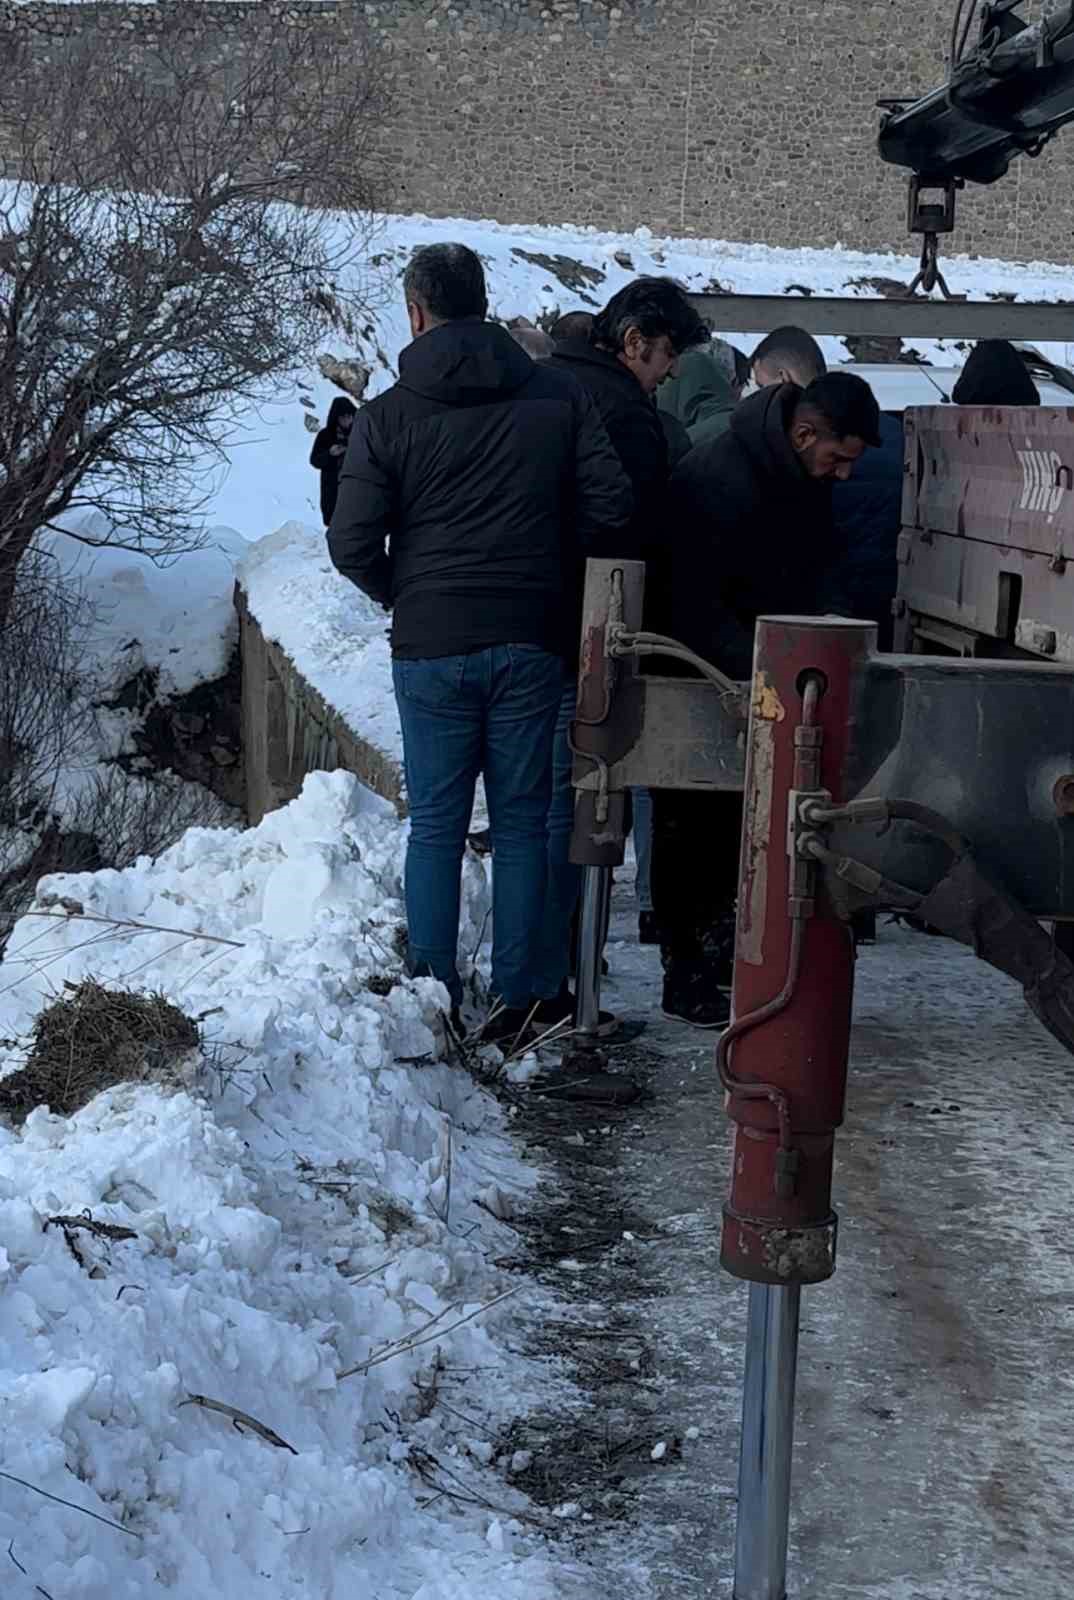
720, 616, 876, 1288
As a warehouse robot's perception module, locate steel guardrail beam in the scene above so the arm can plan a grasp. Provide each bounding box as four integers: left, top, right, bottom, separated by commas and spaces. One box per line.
687, 293, 1074, 342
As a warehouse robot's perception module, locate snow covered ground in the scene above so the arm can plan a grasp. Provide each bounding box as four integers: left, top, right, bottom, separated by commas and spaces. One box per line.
0, 771, 590, 1600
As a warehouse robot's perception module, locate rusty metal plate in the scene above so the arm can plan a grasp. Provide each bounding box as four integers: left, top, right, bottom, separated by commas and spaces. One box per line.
571, 676, 746, 793
904, 405, 1074, 561
897, 528, 1074, 660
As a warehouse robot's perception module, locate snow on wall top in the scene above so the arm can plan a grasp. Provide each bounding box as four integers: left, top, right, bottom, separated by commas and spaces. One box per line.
41, 525, 249, 700
237, 520, 402, 766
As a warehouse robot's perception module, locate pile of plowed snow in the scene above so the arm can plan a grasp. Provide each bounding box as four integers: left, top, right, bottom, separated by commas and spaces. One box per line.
0, 771, 578, 1600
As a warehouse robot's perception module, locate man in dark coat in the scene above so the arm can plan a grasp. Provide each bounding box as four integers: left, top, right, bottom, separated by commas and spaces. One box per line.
524, 281, 707, 1029
654, 372, 882, 1028
750, 325, 826, 392
328, 243, 631, 1039
549, 279, 708, 564
309, 397, 357, 525
825, 408, 906, 649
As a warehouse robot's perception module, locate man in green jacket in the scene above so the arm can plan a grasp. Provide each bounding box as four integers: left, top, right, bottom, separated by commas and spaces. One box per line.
657, 337, 742, 448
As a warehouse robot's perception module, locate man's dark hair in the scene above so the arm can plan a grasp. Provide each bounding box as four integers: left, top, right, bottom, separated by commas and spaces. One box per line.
550, 310, 595, 342
403, 243, 488, 323
753, 325, 827, 383
592, 278, 708, 357
797, 373, 882, 448
732, 347, 752, 390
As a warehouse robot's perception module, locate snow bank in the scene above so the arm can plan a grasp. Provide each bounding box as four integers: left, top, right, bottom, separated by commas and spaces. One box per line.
0, 772, 574, 1600
238, 521, 402, 768
1, 525, 247, 861
39, 523, 248, 702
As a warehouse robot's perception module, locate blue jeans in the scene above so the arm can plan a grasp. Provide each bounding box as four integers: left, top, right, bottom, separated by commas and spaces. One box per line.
633, 787, 653, 913
392, 645, 562, 1008
531, 677, 582, 1001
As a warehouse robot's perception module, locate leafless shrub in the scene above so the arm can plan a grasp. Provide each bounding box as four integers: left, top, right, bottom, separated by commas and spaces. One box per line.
0, 4, 389, 621
68, 765, 235, 873
0, 551, 96, 926
0, 584, 234, 942
0, 548, 92, 827
0, 552, 232, 933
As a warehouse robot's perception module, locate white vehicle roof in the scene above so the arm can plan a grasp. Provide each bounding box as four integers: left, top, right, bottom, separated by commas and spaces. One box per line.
843, 362, 1074, 412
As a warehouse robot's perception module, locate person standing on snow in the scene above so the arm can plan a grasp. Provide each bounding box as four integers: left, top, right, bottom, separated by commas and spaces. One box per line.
750, 323, 901, 949
652, 373, 882, 1029
521, 279, 708, 1031
550, 279, 708, 566
327, 243, 631, 1042
751, 326, 906, 648
310, 397, 357, 526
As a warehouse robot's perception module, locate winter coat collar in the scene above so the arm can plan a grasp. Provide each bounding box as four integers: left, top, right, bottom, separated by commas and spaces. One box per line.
550, 339, 647, 399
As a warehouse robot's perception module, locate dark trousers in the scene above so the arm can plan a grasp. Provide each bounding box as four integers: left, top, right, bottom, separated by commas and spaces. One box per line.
651, 789, 742, 985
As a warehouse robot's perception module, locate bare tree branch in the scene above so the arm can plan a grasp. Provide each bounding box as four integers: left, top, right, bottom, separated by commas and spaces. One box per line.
0, 1469, 141, 1539
0, 5, 389, 621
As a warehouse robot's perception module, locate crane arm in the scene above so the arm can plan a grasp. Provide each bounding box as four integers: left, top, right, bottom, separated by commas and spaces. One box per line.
879, 1, 1074, 185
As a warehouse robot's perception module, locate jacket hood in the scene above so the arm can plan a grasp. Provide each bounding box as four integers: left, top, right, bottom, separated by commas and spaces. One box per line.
326, 396, 357, 430
658, 346, 735, 438
731, 382, 808, 482
952, 340, 1040, 407
398, 319, 537, 405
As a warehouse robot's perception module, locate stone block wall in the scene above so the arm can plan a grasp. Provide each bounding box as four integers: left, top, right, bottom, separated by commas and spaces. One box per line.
366, 0, 1074, 260
5, 0, 1074, 263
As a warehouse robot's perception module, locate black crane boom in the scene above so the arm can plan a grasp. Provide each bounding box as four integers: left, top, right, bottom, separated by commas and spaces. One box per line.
878, 1, 1074, 186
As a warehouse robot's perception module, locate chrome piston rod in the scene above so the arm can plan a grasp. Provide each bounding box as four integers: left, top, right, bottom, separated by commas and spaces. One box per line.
573, 864, 611, 1037
734, 1283, 802, 1600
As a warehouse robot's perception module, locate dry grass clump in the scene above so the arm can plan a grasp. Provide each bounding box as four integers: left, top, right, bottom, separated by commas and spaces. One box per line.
0, 979, 199, 1123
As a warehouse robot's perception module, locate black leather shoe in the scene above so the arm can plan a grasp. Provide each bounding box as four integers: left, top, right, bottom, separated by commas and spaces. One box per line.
661, 976, 730, 1031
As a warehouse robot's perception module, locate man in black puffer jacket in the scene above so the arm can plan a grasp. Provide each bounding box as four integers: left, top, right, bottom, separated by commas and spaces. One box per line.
328, 243, 630, 1041
520, 282, 707, 1029
653, 373, 882, 1029
550, 281, 708, 563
